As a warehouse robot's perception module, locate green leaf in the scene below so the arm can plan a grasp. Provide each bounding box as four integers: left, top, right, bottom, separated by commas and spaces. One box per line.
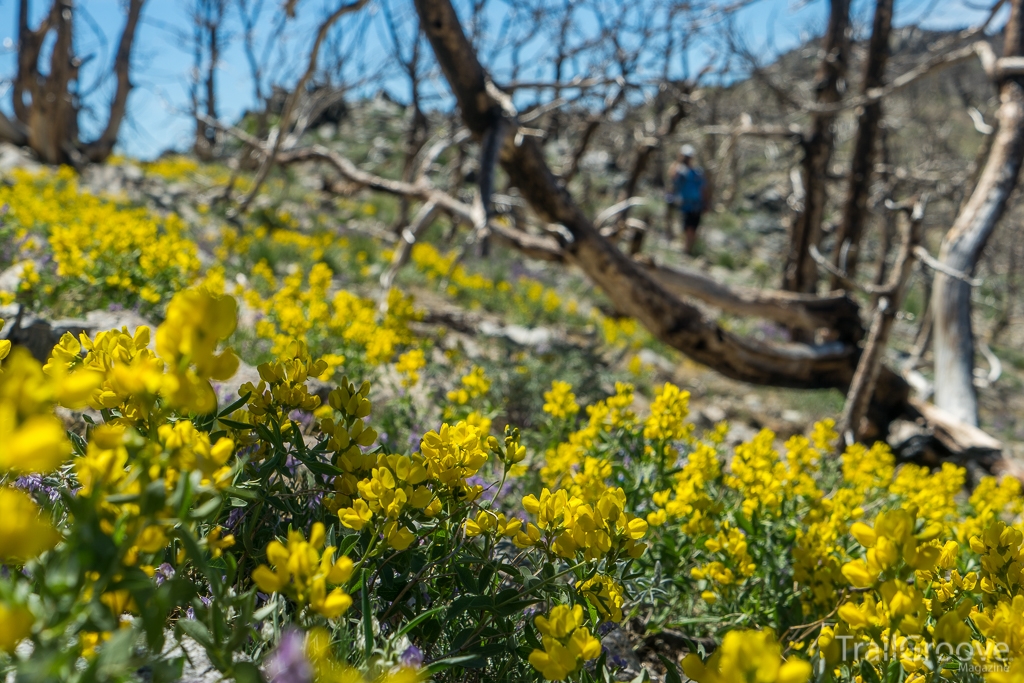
446, 594, 492, 621
734, 511, 754, 535
883, 658, 902, 683
231, 661, 264, 683
362, 570, 374, 661
658, 654, 683, 683
859, 659, 882, 683
454, 563, 479, 593
295, 457, 345, 477
140, 479, 168, 516
177, 618, 214, 650
219, 391, 252, 418
147, 658, 185, 683
396, 605, 445, 638
218, 417, 254, 431
426, 655, 480, 674
492, 598, 540, 617
190, 496, 223, 520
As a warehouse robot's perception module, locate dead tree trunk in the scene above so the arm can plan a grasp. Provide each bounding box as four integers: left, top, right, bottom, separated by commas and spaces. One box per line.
83, 0, 145, 162
932, 2, 1024, 426
831, 0, 893, 284
192, 0, 227, 160
7, 0, 146, 165
782, 0, 851, 294
840, 200, 924, 443
20, 0, 78, 165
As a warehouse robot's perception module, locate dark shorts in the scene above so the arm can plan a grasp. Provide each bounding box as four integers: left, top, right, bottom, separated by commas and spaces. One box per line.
682, 211, 702, 231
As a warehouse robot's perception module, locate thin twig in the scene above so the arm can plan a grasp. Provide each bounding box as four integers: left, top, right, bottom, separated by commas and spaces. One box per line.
912, 246, 983, 286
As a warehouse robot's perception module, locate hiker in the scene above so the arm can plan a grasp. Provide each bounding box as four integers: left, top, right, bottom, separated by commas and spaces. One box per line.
668, 144, 709, 255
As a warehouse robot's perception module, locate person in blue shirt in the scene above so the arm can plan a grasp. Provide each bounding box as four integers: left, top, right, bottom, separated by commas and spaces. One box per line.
669, 144, 709, 255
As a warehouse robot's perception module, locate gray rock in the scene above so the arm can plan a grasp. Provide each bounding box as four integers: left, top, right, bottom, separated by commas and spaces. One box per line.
746, 213, 785, 235
0, 142, 41, 175
700, 405, 727, 424
1, 308, 155, 362
0, 262, 26, 293
478, 320, 553, 350
781, 409, 805, 424
637, 348, 676, 373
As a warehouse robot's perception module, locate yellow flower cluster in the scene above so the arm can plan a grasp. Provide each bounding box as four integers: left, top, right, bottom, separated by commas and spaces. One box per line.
542, 380, 579, 420
643, 382, 693, 443
252, 523, 354, 618
47, 289, 239, 419
141, 155, 200, 180
830, 505, 1004, 679
0, 346, 81, 561
971, 521, 1024, 600
647, 442, 721, 534
446, 365, 490, 405
682, 629, 811, 683
520, 487, 648, 562
334, 417, 490, 551
540, 382, 635, 496
528, 605, 602, 681
959, 476, 1024, 544
304, 627, 423, 683
727, 429, 790, 517
395, 349, 426, 387
464, 506, 539, 551
241, 340, 328, 428
0, 167, 200, 307
697, 526, 757, 597
791, 486, 864, 612
244, 261, 417, 369
889, 462, 964, 527
576, 574, 626, 623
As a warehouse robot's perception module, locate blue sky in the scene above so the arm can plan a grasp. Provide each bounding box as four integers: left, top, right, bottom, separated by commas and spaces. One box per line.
0, 0, 997, 159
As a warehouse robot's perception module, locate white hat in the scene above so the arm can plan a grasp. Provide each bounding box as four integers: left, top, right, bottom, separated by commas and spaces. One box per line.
680, 144, 696, 157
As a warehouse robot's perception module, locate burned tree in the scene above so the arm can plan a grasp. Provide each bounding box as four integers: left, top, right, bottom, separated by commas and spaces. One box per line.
0, 0, 146, 165
932, 0, 1024, 427
781, 0, 851, 295
831, 0, 894, 284
190, 0, 229, 160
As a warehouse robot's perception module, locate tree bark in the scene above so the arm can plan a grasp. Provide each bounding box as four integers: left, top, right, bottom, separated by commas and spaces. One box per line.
84, 0, 145, 162
25, 0, 78, 165
831, 0, 893, 284
782, 0, 851, 294
840, 201, 923, 442
932, 0, 1024, 426
8, 0, 146, 165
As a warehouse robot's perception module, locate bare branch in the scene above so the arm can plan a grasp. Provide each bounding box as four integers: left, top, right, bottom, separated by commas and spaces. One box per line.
236, 0, 370, 212
840, 197, 925, 442
84, 0, 146, 162
914, 246, 983, 286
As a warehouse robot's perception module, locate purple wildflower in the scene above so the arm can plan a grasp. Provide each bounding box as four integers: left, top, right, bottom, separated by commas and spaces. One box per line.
154, 563, 175, 586
265, 628, 313, 683
14, 473, 60, 502
226, 507, 246, 530
400, 645, 424, 668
